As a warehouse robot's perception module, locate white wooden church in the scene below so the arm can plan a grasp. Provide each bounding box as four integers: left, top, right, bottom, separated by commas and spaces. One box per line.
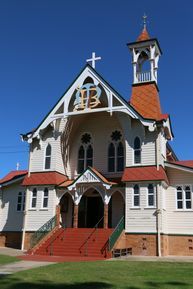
0, 23, 193, 257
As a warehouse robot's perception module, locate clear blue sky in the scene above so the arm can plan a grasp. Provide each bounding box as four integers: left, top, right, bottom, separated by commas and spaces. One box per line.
0, 0, 193, 178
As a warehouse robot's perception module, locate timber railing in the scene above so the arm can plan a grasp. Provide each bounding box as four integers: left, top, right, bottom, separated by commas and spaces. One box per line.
79, 216, 104, 256
30, 215, 57, 248
109, 216, 124, 251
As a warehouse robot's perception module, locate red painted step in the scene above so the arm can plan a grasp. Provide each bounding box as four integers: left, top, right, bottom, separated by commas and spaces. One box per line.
30, 228, 113, 258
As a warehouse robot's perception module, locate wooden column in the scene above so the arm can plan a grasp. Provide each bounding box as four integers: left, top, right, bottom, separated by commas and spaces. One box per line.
103, 203, 108, 229
55, 205, 60, 227
73, 204, 79, 228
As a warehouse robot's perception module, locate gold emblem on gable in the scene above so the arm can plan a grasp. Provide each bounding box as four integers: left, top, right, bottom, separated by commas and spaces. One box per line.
74, 83, 101, 111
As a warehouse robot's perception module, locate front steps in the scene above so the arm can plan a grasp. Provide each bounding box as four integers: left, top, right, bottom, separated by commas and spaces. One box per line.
30, 228, 113, 258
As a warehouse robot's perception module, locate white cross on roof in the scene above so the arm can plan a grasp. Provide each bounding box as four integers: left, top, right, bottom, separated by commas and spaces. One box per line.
86, 52, 101, 69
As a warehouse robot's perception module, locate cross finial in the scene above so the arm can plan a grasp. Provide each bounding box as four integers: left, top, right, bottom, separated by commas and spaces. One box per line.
86, 52, 101, 69
143, 13, 147, 29
16, 162, 20, 171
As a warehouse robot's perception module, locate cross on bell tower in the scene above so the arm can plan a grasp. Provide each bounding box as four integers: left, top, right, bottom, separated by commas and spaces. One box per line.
127, 16, 162, 84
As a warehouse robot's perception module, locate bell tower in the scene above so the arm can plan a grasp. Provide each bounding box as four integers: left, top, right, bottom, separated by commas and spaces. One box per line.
127, 16, 162, 85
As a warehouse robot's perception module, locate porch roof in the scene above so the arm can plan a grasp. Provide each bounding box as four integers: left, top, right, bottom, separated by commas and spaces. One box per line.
122, 165, 169, 184
60, 167, 117, 189
22, 171, 68, 186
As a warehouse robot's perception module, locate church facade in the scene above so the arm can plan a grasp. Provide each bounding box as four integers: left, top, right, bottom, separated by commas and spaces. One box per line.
1, 26, 193, 257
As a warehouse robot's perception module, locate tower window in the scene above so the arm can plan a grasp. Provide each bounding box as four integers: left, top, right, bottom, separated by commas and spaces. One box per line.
77, 134, 93, 173
134, 137, 141, 164
45, 144, 52, 170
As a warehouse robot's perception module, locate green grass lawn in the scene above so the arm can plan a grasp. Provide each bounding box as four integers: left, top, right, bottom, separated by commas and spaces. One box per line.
0, 255, 19, 265
0, 260, 193, 289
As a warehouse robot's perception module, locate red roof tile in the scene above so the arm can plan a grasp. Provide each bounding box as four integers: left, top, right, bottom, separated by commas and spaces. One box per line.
0, 170, 28, 185
22, 172, 68, 186
90, 167, 117, 185
122, 166, 169, 184
130, 83, 168, 120
170, 161, 193, 169
137, 27, 150, 42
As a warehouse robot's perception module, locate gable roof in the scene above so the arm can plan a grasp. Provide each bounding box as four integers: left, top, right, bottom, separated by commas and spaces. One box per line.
67, 167, 117, 191
22, 171, 68, 186
21, 64, 160, 142
122, 165, 169, 184
0, 170, 28, 186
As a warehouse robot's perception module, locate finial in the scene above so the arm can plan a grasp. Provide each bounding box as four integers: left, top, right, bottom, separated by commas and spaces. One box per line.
16, 162, 20, 171
143, 13, 147, 30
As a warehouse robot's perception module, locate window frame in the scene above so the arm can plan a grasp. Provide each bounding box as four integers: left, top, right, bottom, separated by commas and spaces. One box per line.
133, 136, 142, 165
132, 184, 140, 208
41, 188, 49, 209
16, 191, 26, 212
77, 133, 93, 174
107, 134, 124, 173
176, 185, 192, 211
30, 188, 37, 209
44, 144, 52, 171
147, 184, 156, 208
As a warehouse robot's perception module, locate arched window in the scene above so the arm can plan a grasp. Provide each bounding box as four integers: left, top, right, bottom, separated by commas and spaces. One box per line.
45, 144, 51, 170
31, 188, 37, 208
77, 134, 93, 174
108, 143, 115, 172
42, 188, 49, 208
78, 145, 85, 174
86, 145, 93, 167
133, 184, 140, 207
134, 137, 141, 164
108, 131, 124, 172
117, 142, 124, 172
148, 184, 155, 207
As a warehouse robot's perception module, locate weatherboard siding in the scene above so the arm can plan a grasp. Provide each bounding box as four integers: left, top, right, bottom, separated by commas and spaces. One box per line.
0, 184, 25, 232
125, 183, 157, 233
25, 186, 56, 231
165, 168, 193, 235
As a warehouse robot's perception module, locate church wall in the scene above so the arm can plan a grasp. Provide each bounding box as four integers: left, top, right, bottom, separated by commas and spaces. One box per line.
125, 183, 157, 233
68, 112, 123, 179
25, 186, 57, 231
0, 183, 25, 232
165, 167, 193, 235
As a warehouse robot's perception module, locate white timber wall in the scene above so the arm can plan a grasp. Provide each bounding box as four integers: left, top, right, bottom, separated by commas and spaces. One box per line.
0, 183, 25, 232
25, 186, 57, 231
30, 119, 66, 174
165, 167, 193, 235
125, 183, 157, 233
118, 114, 156, 167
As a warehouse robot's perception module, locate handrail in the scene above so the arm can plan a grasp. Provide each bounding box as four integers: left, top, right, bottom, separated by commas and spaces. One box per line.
47, 226, 66, 256
109, 216, 124, 251
79, 216, 104, 256
30, 215, 57, 248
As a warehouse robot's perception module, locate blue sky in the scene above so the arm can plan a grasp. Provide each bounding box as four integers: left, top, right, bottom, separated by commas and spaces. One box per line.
0, 0, 193, 178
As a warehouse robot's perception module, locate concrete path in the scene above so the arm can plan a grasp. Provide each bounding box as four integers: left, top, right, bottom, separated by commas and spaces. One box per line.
0, 247, 55, 276
0, 260, 55, 276
0, 247, 25, 257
